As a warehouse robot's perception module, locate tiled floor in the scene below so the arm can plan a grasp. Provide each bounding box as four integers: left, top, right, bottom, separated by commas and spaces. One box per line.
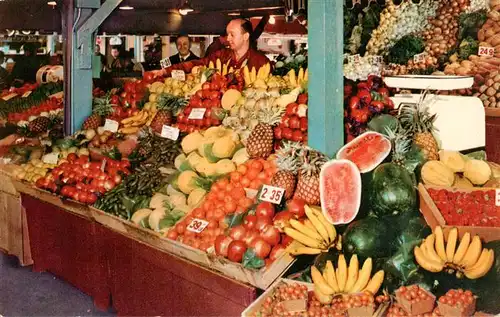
0, 252, 115, 317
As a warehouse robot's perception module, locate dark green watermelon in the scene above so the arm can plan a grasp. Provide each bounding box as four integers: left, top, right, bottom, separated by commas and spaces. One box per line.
343, 217, 395, 259
369, 163, 417, 217
367, 114, 399, 137
472, 240, 500, 314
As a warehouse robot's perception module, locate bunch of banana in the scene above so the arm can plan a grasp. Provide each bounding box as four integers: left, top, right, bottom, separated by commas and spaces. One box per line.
414, 226, 495, 279
119, 109, 152, 134
282, 68, 308, 88
266, 75, 288, 89
242, 63, 271, 88
311, 255, 385, 304
284, 205, 339, 255
208, 58, 235, 76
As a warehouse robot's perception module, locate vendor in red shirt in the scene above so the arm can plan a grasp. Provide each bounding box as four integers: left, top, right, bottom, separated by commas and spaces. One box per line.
162, 18, 270, 76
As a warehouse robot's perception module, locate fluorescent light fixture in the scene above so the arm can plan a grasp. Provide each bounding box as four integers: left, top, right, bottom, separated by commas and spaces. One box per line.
179, 0, 194, 15
119, 5, 134, 10
47, 1, 56, 5
269, 15, 275, 24
227, 12, 240, 16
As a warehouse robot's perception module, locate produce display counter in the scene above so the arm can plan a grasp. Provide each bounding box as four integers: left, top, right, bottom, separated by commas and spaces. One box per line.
12, 179, 257, 315
485, 108, 500, 163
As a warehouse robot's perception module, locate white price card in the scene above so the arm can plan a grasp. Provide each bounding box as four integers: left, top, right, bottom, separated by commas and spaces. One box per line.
22, 91, 32, 98
2, 93, 17, 101
188, 108, 206, 120
413, 52, 427, 64
186, 218, 209, 233
101, 159, 107, 172
160, 57, 172, 69
161, 125, 180, 140
259, 185, 285, 205
42, 153, 59, 165
1, 157, 12, 164
244, 188, 258, 199
103, 119, 119, 133
478, 46, 495, 58
347, 54, 361, 65
171, 70, 186, 81
371, 55, 383, 65
496, 189, 500, 207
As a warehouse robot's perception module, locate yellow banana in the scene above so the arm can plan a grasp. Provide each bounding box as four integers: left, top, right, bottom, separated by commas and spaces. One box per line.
208, 61, 215, 69
446, 228, 458, 263
324, 260, 340, 292
222, 63, 228, 76
434, 226, 448, 262
337, 254, 347, 291
363, 270, 384, 295
305, 206, 330, 244
250, 67, 257, 83
243, 66, 251, 85
216, 59, 222, 72
313, 285, 333, 304
304, 68, 308, 82
425, 235, 445, 265
311, 266, 335, 295
460, 235, 483, 268
453, 232, 471, 265
350, 258, 372, 293
465, 249, 494, 279
289, 219, 323, 242
121, 113, 141, 125
344, 255, 359, 292
414, 246, 444, 273
284, 227, 325, 249
256, 66, 264, 80
286, 243, 323, 255
311, 206, 337, 243
304, 219, 317, 233
298, 68, 304, 85
228, 66, 234, 74
288, 69, 297, 86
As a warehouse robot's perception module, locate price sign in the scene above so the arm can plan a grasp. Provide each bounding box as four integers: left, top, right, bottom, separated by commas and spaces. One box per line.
171, 70, 186, 81
2, 93, 17, 101
496, 189, 500, 207
42, 152, 59, 165
160, 57, 172, 69
244, 188, 258, 199
186, 218, 209, 233
22, 91, 32, 98
478, 46, 495, 58
188, 108, 206, 120
347, 54, 361, 65
282, 299, 307, 313
413, 53, 426, 64
371, 55, 383, 65
101, 159, 107, 172
259, 185, 285, 205
103, 119, 119, 133
160, 125, 179, 140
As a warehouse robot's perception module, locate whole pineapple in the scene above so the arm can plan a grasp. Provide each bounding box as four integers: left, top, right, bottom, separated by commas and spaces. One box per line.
293, 148, 328, 205
247, 107, 284, 159
399, 91, 439, 160
28, 116, 51, 134
150, 93, 187, 133
271, 142, 300, 200
82, 96, 113, 130
385, 126, 411, 168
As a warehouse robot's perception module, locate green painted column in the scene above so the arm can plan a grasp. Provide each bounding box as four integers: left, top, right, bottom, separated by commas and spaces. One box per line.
307, 0, 344, 157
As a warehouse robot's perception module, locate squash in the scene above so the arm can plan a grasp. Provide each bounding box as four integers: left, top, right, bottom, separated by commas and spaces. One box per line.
221, 89, 242, 110
149, 193, 168, 209
131, 208, 153, 228
174, 153, 187, 170
168, 192, 187, 207
453, 175, 474, 189
179, 152, 203, 171
464, 159, 491, 185
203, 126, 229, 139
439, 150, 466, 172
421, 161, 455, 187
215, 159, 236, 175
148, 208, 166, 232
181, 131, 204, 154
188, 188, 207, 207
212, 136, 237, 159
232, 147, 250, 165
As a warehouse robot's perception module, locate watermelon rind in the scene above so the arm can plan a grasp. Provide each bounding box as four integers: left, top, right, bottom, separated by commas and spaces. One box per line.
319, 159, 362, 225
336, 131, 391, 173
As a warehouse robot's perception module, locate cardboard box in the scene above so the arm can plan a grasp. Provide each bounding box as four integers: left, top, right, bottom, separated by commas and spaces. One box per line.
437, 297, 476, 317
395, 285, 436, 316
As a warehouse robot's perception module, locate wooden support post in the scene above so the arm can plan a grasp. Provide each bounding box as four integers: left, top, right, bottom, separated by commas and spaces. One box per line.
307, 0, 344, 157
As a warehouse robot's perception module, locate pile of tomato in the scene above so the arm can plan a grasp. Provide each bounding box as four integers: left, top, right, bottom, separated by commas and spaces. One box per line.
35, 154, 130, 205
1, 82, 38, 98
274, 93, 309, 145
427, 188, 500, 227
7, 97, 63, 123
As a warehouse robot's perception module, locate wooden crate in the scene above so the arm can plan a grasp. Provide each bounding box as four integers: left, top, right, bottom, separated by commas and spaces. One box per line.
241, 278, 313, 317
208, 248, 296, 290
418, 183, 500, 242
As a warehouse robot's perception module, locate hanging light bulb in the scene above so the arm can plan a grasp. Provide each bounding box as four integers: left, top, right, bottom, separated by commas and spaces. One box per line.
179, 0, 194, 15
269, 15, 276, 24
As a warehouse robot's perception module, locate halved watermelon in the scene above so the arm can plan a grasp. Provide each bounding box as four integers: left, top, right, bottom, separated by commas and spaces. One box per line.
319, 159, 362, 225
336, 131, 391, 173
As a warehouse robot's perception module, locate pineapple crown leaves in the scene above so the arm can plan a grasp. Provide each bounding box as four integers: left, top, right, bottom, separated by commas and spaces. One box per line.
398, 89, 438, 135
157, 93, 188, 115
292, 143, 328, 177
257, 105, 285, 126
275, 142, 301, 174
384, 125, 411, 157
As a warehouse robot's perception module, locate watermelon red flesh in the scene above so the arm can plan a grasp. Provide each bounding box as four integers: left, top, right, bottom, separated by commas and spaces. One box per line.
320, 159, 362, 225
336, 131, 391, 173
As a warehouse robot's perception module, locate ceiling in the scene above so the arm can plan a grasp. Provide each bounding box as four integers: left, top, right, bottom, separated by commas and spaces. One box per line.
0, 0, 291, 35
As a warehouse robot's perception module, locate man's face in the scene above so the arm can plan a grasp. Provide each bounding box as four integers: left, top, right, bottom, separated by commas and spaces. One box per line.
176, 37, 190, 56
111, 48, 119, 58
226, 20, 249, 51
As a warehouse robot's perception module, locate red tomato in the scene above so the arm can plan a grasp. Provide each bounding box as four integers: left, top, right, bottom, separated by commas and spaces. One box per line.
243, 230, 260, 246
260, 224, 281, 246
289, 116, 300, 129
67, 153, 78, 162
256, 202, 275, 219
229, 225, 247, 241
214, 235, 233, 257
282, 128, 293, 140
255, 216, 273, 232
227, 240, 247, 262
287, 199, 306, 218
297, 94, 308, 105
269, 245, 286, 261
250, 238, 271, 259
202, 83, 211, 91
243, 215, 257, 230
209, 90, 221, 100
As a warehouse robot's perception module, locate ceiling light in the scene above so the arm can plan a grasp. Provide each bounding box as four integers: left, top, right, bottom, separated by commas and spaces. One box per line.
47, 1, 56, 5
119, 5, 134, 10
178, 0, 194, 15
269, 15, 275, 24
228, 12, 240, 16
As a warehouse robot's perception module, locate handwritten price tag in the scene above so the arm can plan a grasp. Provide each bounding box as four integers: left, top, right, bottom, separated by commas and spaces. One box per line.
171, 70, 186, 81
414, 53, 427, 64
188, 108, 206, 120
22, 91, 32, 98
347, 54, 361, 65
371, 55, 383, 65
161, 125, 180, 140
186, 218, 209, 233
259, 185, 285, 205
42, 153, 59, 165
478, 46, 495, 58
2, 93, 17, 101
496, 189, 500, 207
103, 119, 119, 133
160, 57, 172, 69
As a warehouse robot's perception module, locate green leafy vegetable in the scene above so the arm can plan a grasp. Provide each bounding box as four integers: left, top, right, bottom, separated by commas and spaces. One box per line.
387, 35, 425, 65
242, 249, 265, 269
458, 37, 479, 60
458, 10, 487, 41
359, 4, 382, 56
